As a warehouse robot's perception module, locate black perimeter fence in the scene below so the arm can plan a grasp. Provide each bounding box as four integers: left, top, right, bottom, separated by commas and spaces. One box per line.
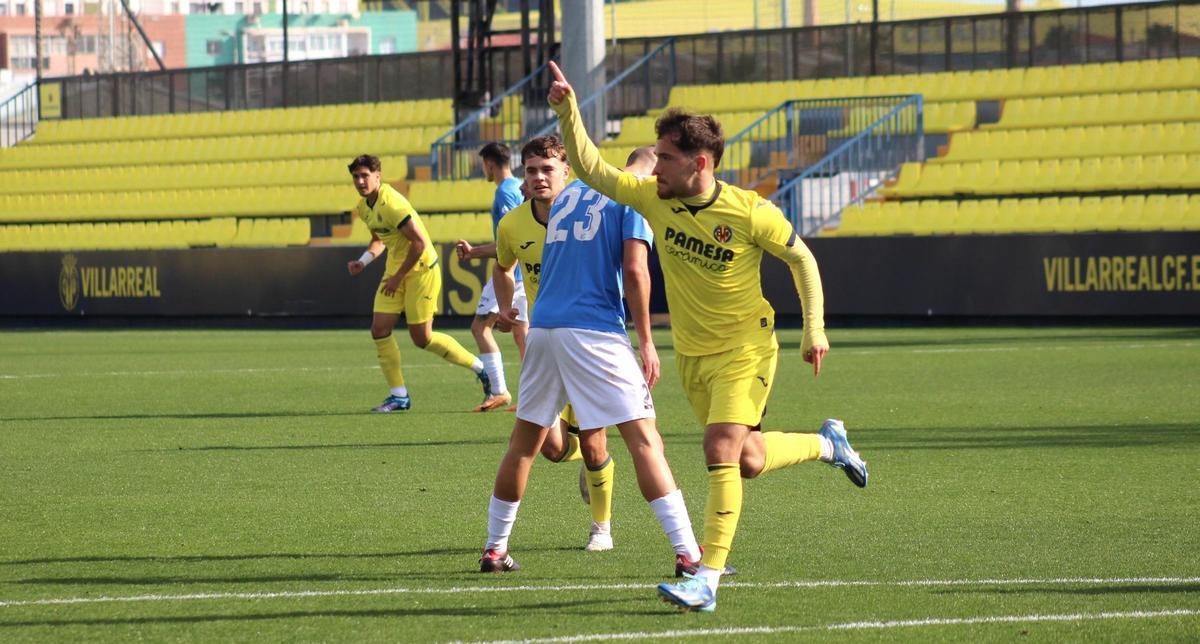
34, 0, 1200, 121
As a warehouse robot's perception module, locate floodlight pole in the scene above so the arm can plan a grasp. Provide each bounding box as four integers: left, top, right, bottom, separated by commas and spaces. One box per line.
282, 0, 289, 106
34, 0, 43, 83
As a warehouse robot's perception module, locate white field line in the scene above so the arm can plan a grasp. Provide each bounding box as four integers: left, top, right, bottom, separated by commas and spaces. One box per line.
472, 609, 1200, 644
0, 576, 1197, 609
0, 341, 1194, 381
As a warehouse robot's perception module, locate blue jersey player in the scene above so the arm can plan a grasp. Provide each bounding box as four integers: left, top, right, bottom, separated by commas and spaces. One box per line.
456, 142, 529, 412
480, 141, 705, 576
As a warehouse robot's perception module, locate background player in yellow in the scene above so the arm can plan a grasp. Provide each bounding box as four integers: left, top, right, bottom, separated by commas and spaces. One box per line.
345, 154, 492, 412
546, 62, 868, 612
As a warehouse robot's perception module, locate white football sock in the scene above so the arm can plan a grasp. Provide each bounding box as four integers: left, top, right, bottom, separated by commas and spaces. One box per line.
818, 435, 834, 462
696, 564, 722, 593
390, 386, 408, 397
479, 352, 507, 395
486, 496, 520, 552
471, 357, 484, 374
649, 488, 701, 561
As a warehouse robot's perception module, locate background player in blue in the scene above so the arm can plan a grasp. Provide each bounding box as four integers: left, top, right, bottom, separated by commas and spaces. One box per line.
457, 142, 527, 412
481, 141, 704, 576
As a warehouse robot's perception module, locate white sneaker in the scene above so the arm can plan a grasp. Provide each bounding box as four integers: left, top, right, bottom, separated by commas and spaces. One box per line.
584, 521, 613, 552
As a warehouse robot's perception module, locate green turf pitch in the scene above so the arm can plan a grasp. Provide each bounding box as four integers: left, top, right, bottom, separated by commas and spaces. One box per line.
1, 326, 1198, 642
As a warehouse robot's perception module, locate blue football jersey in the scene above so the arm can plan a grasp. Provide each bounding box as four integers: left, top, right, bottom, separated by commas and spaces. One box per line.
492, 176, 525, 282
491, 177, 524, 235
532, 179, 653, 333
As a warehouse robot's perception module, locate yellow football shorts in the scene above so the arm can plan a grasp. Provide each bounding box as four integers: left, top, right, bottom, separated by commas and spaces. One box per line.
373, 264, 441, 324
676, 334, 778, 428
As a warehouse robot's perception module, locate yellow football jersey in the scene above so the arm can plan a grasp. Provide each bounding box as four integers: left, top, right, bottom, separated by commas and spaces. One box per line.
552, 94, 827, 357
354, 183, 438, 275
495, 200, 547, 310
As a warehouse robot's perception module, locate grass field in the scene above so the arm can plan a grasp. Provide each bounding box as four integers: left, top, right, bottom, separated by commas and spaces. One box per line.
1, 325, 1198, 642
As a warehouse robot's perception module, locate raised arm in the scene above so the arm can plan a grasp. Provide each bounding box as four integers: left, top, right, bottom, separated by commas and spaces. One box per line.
548, 61, 644, 210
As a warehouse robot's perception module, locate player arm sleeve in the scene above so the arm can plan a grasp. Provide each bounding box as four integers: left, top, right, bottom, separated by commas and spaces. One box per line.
753, 201, 828, 355
552, 93, 647, 211
494, 225, 517, 271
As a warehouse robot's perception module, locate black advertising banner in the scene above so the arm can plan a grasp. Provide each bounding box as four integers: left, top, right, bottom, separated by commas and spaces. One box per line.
2, 233, 1198, 318
771, 232, 1200, 317
0, 243, 494, 318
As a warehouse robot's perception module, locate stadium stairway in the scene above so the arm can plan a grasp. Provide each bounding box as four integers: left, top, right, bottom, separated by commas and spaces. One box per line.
632, 56, 1199, 235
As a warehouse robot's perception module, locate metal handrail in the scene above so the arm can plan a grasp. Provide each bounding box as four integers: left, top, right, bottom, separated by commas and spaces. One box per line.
429, 60, 551, 180
533, 37, 677, 139
769, 94, 924, 235
0, 81, 40, 148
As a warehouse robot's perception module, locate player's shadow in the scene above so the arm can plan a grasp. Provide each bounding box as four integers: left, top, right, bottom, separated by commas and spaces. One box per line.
856, 422, 1197, 451
160, 438, 502, 452
10, 573, 397, 586
938, 582, 1200, 595
0, 410, 403, 424
0, 598, 621, 629
2, 545, 580, 567
777, 327, 1200, 351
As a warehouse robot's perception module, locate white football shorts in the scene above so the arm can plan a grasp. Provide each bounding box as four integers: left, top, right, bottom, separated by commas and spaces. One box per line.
516, 327, 655, 430
475, 277, 528, 323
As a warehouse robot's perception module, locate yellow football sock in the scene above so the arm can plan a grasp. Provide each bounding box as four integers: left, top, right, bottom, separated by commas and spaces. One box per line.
758, 431, 824, 476
583, 457, 614, 524
423, 331, 477, 369
373, 335, 405, 389
700, 463, 742, 571
560, 432, 583, 462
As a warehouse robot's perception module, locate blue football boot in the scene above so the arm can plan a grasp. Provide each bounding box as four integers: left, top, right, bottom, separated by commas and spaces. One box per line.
371, 394, 411, 412
657, 574, 716, 613
818, 419, 868, 488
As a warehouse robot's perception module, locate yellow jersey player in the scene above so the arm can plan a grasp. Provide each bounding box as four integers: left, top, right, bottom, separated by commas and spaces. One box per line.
546, 62, 868, 612
345, 154, 491, 412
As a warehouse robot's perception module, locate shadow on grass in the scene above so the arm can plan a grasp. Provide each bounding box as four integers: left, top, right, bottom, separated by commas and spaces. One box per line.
778, 327, 1200, 352
939, 583, 1200, 596
0, 598, 628, 628
11, 573, 398, 586
0, 408, 486, 422
1, 545, 579, 567
857, 422, 1199, 451
159, 437, 504, 452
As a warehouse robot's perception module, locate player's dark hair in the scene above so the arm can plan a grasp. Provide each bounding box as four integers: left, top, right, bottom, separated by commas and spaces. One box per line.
626, 146, 657, 168
347, 154, 381, 173
655, 108, 725, 168
479, 142, 512, 166
521, 135, 567, 164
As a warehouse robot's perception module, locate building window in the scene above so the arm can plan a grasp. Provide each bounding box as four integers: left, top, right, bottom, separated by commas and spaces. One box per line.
0, 5, 8, 15
79, 35, 97, 54
64, 1, 74, 13
206, 39, 223, 55
152, 41, 165, 58
379, 37, 395, 55
234, 1, 243, 12
16, 3, 26, 15
189, 2, 207, 12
